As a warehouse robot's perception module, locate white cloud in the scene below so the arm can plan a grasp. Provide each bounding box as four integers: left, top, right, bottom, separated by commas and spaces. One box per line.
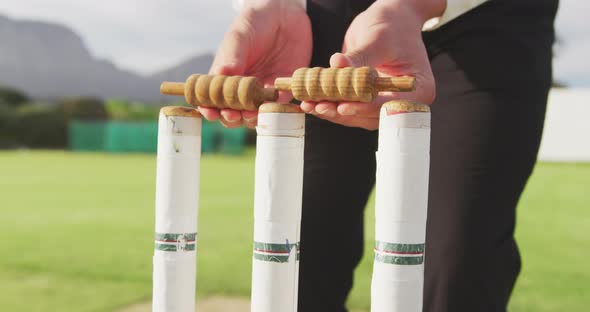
0, 0, 236, 75
554, 0, 590, 86
0, 0, 588, 85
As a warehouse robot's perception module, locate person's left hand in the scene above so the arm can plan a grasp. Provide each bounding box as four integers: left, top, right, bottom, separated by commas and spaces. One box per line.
300, 0, 441, 130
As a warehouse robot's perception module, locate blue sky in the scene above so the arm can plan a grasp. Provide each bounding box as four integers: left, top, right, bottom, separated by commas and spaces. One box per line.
0, 0, 588, 86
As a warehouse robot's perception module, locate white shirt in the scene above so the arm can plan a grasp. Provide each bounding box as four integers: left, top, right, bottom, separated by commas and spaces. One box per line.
423, 0, 488, 30
233, 0, 488, 31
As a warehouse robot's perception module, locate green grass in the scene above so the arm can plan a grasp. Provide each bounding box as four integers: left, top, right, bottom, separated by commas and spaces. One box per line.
0, 151, 588, 311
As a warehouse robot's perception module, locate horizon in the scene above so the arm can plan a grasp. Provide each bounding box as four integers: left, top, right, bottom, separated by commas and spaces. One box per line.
0, 10, 215, 79
0, 1, 588, 86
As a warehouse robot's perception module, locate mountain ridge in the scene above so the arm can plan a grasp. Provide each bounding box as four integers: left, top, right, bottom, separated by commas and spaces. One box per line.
0, 14, 213, 102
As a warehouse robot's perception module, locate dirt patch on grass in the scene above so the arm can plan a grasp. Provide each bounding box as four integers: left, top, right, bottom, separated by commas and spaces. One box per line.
120, 296, 366, 312
120, 296, 247, 312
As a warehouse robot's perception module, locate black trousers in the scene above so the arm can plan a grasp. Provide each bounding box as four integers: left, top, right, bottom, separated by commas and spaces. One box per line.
298, 1, 559, 311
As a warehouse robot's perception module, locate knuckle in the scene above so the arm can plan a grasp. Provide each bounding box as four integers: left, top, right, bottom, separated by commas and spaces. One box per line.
424, 78, 436, 104
416, 74, 436, 105
347, 51, 369, 67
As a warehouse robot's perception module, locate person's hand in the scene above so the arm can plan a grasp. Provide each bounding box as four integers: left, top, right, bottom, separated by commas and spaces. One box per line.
300, 0, 445, 130
200, 0, 312, 128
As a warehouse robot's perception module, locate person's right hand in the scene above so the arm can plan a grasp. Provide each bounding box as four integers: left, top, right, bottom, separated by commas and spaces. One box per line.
200, 0, 312, 128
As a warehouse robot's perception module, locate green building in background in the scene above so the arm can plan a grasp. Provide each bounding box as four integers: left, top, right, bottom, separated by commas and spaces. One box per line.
68, 120, 246, 154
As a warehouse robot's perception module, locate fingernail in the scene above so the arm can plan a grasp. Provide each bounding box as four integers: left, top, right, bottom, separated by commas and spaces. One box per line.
243, 116, 257, 123
220, 62, 238, 72
244, 118, 257, 129
343, 55, 356, 67
340, 107, 357, 116
220, 119, 241, 128
225, 115, 241, 122
300, 106, 314, 113
317, 108, 336, 118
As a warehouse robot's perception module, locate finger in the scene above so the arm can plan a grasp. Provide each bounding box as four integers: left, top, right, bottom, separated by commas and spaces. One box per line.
305, 100, 380, 118
219, 118, 243, 128
409, 70, 436, 105
277, 91, 295, 103
312, 113, 380, 131
220, 109, 243, 123
336, 101, 381, 117
220, 109, 244, 128
300, 101, 316, 113
336, 93, 410, 117
329, 53, 351, 68
243, 117, 257, 129
373, 71, 435, 106
242, 110, 258, 120
314, 102, 337, 118
242, 111, 258, 129
213, 63, 245, 76
219, 109, 243, 128
337, 91, 432, 117
331, 47, 388, 68
198, 106, 221, 121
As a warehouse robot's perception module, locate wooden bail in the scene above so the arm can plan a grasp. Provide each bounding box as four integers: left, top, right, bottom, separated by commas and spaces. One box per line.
374, 76, 416, 92
160, 83, 185, 96
383, 100, 430, 115
160, 74, 278, 111
274, 67, 416, 103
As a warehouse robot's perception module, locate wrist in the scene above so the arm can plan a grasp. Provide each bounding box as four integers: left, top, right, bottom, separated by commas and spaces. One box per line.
378, 0, 446, 24
234, 0, 306, 12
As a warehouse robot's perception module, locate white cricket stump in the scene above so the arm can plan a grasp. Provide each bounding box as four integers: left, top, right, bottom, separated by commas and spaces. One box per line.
251, 103, 305, 312
153, 106, 202, 312
371, 101, 431, 312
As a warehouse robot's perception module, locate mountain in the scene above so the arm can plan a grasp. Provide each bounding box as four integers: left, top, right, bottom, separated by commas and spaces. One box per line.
150, 54, 214, 83
0, 14, 213, 102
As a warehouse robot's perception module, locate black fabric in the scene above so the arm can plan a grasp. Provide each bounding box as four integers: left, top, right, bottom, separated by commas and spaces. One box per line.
299, 1, 559, 311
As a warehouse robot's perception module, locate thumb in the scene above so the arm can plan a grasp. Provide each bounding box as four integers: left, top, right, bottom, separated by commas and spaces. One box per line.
330, 42, 387, 68
210, 18, 252, 75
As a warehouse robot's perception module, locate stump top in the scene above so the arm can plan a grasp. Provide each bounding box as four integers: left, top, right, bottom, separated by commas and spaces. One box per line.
160, 106, 202, 118
258, 103, 303, 114
383, 100, 430, 114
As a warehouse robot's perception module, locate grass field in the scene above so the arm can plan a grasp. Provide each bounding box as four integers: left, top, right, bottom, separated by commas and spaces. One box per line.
0, 151, 588, 311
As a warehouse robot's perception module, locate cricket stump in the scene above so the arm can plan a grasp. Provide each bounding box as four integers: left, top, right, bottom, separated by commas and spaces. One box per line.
152, 106, 202, 312
371, 100, 431, 312
251, 103, 305, 312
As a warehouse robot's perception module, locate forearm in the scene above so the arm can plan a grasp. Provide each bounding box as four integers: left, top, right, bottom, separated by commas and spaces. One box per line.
377, 0, 447, 24
376, 0, 488, 30
233, 0, 305, 11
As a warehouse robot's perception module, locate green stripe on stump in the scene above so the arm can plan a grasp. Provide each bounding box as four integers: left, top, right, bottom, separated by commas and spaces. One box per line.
374, 254, 424, 265
155, 232, 197, 241
375, 241, 424, 253
155, 242, 196, 252
254, 253, 291, 263
253, 241, 300, 262
253, 241, 298, 252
